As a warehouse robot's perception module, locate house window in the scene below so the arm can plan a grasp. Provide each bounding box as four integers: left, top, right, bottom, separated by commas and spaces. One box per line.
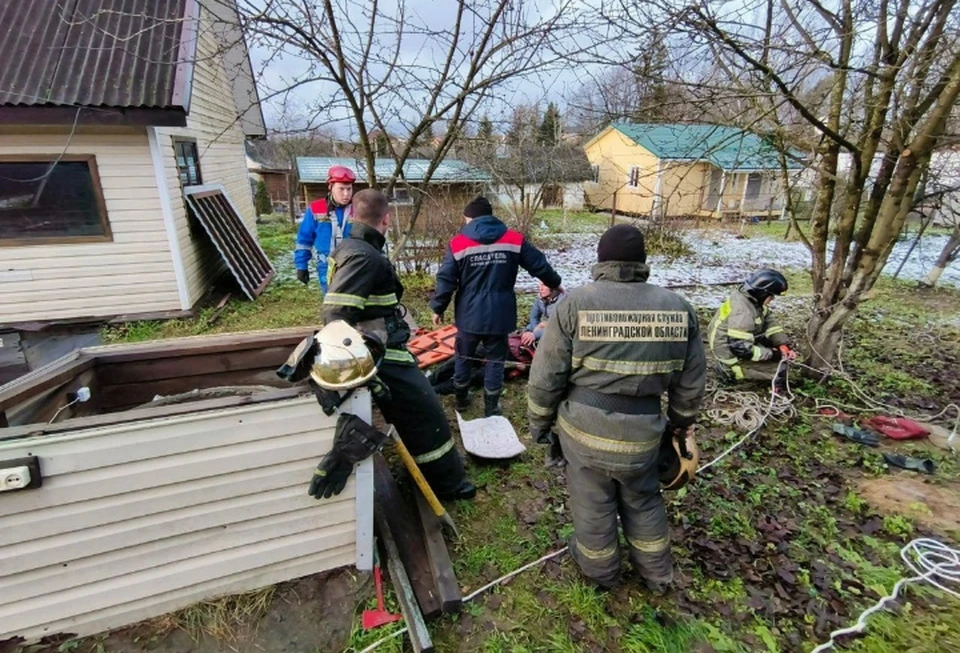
590, 164, 600, 184
628, 166, 640, 188
174, 139, 202, 187
745, 172, 762, 200
0, 156, 111, 244
390, 187, 413, 205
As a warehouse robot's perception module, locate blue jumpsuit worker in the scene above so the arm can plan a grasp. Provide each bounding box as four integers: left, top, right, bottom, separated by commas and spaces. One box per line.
295, 165, 356, 292
430, 196, 562, 418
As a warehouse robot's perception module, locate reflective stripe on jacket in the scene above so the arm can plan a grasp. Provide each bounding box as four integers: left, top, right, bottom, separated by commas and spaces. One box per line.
708, 288, 789, 368
321, 222, 410, 350
430, 215, 561, 334
527, 261, 707, 471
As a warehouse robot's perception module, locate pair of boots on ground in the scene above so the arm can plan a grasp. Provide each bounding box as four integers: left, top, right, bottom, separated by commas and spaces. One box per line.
455, 384, 502, 417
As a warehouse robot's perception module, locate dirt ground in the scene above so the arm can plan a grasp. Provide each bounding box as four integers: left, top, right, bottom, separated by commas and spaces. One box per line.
859, 475, 960, 536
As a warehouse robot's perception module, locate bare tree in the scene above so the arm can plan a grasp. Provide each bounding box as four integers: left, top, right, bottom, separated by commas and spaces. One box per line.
205, 0, 597, 260
605, 0, 960, 371
464, 104, 592, 233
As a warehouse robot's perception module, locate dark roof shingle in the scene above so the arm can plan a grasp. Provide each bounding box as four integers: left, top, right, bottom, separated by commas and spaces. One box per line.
0, 0, 187, 108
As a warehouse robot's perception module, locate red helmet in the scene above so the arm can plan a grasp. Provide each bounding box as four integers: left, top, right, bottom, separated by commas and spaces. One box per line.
327, 165, 356, 185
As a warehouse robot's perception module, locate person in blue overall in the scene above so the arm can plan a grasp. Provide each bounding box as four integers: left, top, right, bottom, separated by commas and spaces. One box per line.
295, 165, 356, 292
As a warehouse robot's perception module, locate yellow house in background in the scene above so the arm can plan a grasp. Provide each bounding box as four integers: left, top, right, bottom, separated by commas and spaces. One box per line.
583, 123, 800, 219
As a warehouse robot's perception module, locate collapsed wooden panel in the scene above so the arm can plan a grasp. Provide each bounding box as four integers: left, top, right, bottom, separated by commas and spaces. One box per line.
0, 393, 371, 643
184, 185, 274, 300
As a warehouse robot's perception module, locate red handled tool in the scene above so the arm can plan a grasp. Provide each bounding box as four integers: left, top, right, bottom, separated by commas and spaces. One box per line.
362, 544, 402, 630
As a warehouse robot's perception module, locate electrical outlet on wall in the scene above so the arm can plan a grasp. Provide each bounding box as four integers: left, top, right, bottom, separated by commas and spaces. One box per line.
0, 456, 42, 492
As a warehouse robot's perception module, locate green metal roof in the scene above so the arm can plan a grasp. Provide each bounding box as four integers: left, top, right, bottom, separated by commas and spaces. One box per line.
610, 123, 801, 172
296, 157, 490, 184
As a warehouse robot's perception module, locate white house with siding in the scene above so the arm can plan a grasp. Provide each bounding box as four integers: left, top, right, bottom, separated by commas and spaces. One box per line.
0, 0, 265, 326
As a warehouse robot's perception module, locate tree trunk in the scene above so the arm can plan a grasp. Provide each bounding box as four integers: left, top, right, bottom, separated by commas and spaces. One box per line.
919, 225, 960, 287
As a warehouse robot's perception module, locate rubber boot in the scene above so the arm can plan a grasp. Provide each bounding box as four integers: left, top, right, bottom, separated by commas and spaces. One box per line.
455, 385, 471, 412
438, 479, 478, 501
484, 391, 502, 417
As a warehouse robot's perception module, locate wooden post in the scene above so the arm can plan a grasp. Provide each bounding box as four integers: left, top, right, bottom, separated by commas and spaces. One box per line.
375, 506, 435, 653
413, 487, 462, 614
610, 191, 618, 226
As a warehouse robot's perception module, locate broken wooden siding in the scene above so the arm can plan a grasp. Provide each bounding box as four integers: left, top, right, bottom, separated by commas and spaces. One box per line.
0, 389, 373, 643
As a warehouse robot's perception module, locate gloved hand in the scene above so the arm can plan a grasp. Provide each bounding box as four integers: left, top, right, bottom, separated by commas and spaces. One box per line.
296, 269, 310, 285
308, 413, 389, 499
531, 425, 554, 445
779, 344, 798, 360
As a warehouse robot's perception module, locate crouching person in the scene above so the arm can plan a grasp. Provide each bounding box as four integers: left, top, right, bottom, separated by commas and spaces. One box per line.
708, 269, 798, 393
527, 225, 707, 591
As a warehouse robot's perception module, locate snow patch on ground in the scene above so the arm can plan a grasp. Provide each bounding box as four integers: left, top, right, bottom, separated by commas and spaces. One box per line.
516, 230, 958, 308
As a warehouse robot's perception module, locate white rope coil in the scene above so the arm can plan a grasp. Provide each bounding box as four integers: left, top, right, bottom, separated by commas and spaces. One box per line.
810, 538, 960, 652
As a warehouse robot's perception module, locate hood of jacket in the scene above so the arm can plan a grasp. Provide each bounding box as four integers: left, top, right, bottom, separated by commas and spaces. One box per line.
462, 215, 507, 244
591, 261, 650, 283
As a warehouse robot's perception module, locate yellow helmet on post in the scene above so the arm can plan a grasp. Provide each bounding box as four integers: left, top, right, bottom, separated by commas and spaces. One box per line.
310, 321, 381, 391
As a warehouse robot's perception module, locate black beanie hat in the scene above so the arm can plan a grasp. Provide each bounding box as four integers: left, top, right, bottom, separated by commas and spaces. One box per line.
597, 224, 646, 263
464, 196, 493, 219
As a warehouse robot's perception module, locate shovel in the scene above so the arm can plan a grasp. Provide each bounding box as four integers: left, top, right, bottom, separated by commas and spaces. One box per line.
362, 544, 402, 630
387, 425, 461, 540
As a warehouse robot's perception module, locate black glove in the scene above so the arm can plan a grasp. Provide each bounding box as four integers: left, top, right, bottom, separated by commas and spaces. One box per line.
277, 333, 318, 383
311, 380, 347, 416
297, 269, 310, 285
531, 425, 553, 445
308, 413, 389, 499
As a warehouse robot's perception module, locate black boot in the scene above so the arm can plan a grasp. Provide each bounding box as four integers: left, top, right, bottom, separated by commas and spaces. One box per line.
438, 479, 477, 501
484, 391, 502, 417
455, 385, 471, 412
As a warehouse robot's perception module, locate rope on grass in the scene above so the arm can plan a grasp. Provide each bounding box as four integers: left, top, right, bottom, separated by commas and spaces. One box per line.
809, 538, 960, 653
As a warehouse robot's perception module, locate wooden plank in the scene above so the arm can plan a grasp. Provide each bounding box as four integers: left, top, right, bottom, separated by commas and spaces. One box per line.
97, 345, 292, 385
373, 454, 442, 618
96, 368, 289, 410
375, 505, 435, 653
0, 356, 94, 414
413, 487, 462, 614
86, 327, 314, 362
0, 387, 306, 440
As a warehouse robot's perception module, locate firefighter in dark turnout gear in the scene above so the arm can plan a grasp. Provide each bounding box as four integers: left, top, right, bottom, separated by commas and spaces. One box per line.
322, 189, 475, 500
708, 269, 796, 391
527, 225, 707, 590
431, 196, 562, 417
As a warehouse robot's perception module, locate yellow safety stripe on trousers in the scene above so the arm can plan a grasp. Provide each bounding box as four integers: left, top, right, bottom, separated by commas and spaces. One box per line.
412, 438, 455, 464
366, 293, 399, 306
764, 325, 784, 338
527, 396, 555, 417
750, 346, 766, 362
576, 539, 618, 560
557, 414, 660, 455
383, 348, 416, 364
626, 534, 670, 553
323, 292, 366, 308
571, 356, 685, 376
727, 329, 755, 341
730, 364, 745, 380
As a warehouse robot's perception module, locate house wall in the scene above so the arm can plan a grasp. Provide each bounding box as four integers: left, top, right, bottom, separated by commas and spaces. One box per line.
0, 128, 182, 323
154, 8, 259, 307
584, 128, 658, 216
492, 182, 585, 211
0, 391, 372, 643
659, 162, 710, 217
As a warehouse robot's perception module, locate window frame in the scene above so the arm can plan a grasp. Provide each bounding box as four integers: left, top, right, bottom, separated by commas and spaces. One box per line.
173, 138, 203, 187
590, 164, 600, 184
0, 154, 112, 247
627, 166, 640, 188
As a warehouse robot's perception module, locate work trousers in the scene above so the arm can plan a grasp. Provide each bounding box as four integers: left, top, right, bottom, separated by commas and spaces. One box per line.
376, 355, 467, 496
563, 439, 673, 588
453, 331, 508, 395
